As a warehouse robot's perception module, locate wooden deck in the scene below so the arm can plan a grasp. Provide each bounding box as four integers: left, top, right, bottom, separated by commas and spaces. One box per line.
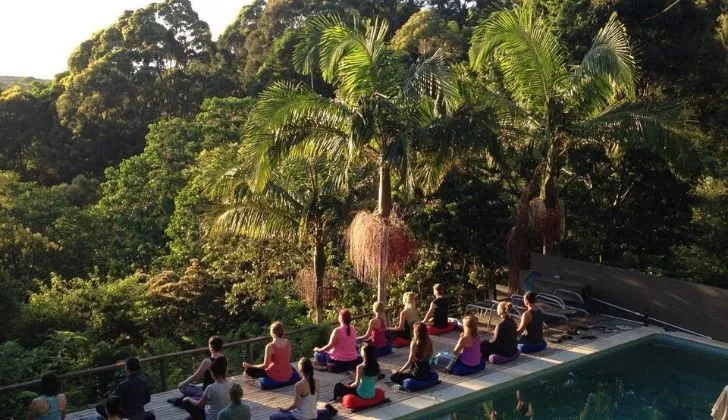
67, 316, 632, 420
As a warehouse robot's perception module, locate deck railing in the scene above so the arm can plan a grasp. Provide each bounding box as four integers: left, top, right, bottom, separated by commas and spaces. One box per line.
0, 288, 484, 418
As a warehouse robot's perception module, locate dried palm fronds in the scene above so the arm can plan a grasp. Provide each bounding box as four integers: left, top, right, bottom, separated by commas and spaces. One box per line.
296, 267, 340, 308
347, 210, 417, 284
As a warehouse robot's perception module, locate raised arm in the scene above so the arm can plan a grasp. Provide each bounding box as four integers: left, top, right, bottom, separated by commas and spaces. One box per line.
393, 342, 416, 374
516, 311, 532, 334
179, 358, 211, 387
279, 381, 303, 412
422, 301, 436, 323
389, 311, 406, 331
357, 318, 376, 341
314, 329, 338, 353
453, 334, 471, 355
245, 342, 274, 369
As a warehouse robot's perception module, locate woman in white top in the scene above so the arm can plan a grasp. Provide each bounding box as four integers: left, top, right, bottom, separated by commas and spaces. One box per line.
270, 358, 337, 420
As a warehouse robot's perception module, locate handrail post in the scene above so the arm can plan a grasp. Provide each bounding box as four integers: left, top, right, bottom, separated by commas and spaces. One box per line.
246, 343, 253, 364
159, 359, 168, 391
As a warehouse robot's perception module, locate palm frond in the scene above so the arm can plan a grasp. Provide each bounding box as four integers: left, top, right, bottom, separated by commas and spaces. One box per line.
243, 82, 353, 191
469, 5, 568, 115
572, 100, 697, 169
570, 13, 637, 116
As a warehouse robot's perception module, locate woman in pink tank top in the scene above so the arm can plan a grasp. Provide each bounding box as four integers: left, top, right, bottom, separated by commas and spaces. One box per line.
314, 309, 362, 373
454, 316, 482, 367
357, 301, 388, 349
242, 321, 293, 382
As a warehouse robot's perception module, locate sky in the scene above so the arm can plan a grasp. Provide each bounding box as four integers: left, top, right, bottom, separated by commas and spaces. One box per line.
0, 0, 252, 79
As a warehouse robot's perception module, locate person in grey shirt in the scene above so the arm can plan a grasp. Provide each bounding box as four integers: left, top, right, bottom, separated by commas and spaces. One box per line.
183, 357, 232, 420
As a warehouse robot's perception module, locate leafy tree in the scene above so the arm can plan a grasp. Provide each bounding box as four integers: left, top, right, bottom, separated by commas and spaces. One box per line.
202, 143, 349, 323
244, 15, 456, 303
391, 9, 467, 60
57, 0, 233, 174
95, 119, 202, 275
469, 5, 694, 267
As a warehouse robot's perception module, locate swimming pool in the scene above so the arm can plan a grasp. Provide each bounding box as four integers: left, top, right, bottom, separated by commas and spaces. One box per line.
403, 335, 728, 419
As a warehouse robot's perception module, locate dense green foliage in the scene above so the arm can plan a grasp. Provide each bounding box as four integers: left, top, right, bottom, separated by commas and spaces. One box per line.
2, 0, 728, 415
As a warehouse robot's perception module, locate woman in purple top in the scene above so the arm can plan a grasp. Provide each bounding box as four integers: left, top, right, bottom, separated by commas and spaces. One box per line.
454, 316, 481, 367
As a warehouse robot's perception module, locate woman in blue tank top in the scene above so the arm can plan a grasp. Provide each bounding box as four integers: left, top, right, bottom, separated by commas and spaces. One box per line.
27, 373, 67, 420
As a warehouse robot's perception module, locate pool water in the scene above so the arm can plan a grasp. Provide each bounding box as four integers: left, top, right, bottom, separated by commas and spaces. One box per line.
420, 336, 728, 420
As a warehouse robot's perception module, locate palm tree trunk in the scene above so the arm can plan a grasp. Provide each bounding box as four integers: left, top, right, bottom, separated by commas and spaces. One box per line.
541, 171, 562, 256
313, 238, 325, 324
378, 163, 392, 218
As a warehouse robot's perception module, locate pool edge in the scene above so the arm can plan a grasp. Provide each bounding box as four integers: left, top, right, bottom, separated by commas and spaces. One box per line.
359, 326, 727, 420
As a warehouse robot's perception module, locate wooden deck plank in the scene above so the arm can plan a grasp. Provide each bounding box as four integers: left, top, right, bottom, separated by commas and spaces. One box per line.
68, 316, 630, 419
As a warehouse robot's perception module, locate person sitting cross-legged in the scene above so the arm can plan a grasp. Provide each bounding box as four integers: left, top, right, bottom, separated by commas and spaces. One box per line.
390, 322, 433, 385
269, 358, 337, 420
481, 302, 518, 359
314, 309, 361, 372
330, 343, 382, 402
183, 357, 232, 420
168, 336, 227, 407
386, 292, 418, 343
356, 301, 389, 350
95, 357, 154, 420
517, 292, 544, 346
242, 321, 294, 383
422, 284, 449, 329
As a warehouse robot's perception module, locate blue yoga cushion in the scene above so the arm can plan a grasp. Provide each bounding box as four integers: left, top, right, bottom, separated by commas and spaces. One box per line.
374, 343, 393, 358
518, 340, 547, 354
258, 370, 301, 390
451, 359, 486, 376
402, 371, 439, 391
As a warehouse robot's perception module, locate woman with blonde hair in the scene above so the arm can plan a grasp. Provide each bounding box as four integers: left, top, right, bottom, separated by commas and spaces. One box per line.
387, 292, 418, 342
453, 316, 481, 367
242, 321, 294, 382
481, 302, 518, 358
390, 322, 433, 385
357, 301, 389, 350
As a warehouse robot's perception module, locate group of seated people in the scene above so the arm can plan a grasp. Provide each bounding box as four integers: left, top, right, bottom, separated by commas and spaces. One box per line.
27, 287, 546, 420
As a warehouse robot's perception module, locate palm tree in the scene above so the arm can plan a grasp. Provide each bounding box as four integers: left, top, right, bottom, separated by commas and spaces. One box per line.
243, 15, 456, 304
470, 6, 693, 260
203, 145, 346, 324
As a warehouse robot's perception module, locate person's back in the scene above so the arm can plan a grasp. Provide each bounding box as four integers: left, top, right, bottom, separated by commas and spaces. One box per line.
356, 372, 377, 400
202, 380, 233, 420
432, 297, 448, 328
296, 378, 318, 420
203, 354, 227, 388
265, 339, 292, 382
524, 309, 544, 344
29, 373, 66, 420
34, 395, 65, 420
371, 316, 388, 348
217, 402, 250, 420
330, 325, 358, 361
459, 335, 482, 366
495, 317, 518, 356
117, 373, 150, 418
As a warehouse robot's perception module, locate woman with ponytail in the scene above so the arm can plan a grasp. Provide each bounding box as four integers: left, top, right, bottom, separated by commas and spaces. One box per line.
314, 309, 361, 373
330, 343, 382, 402
481, 302, 518, 358
270, 358, 337, 420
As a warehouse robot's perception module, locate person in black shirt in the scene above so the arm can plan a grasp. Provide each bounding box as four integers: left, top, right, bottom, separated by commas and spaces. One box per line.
481, 302, 519, 358
517, 292, 544, 345
422, 283, 449, 329
96, 357, 155, 420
